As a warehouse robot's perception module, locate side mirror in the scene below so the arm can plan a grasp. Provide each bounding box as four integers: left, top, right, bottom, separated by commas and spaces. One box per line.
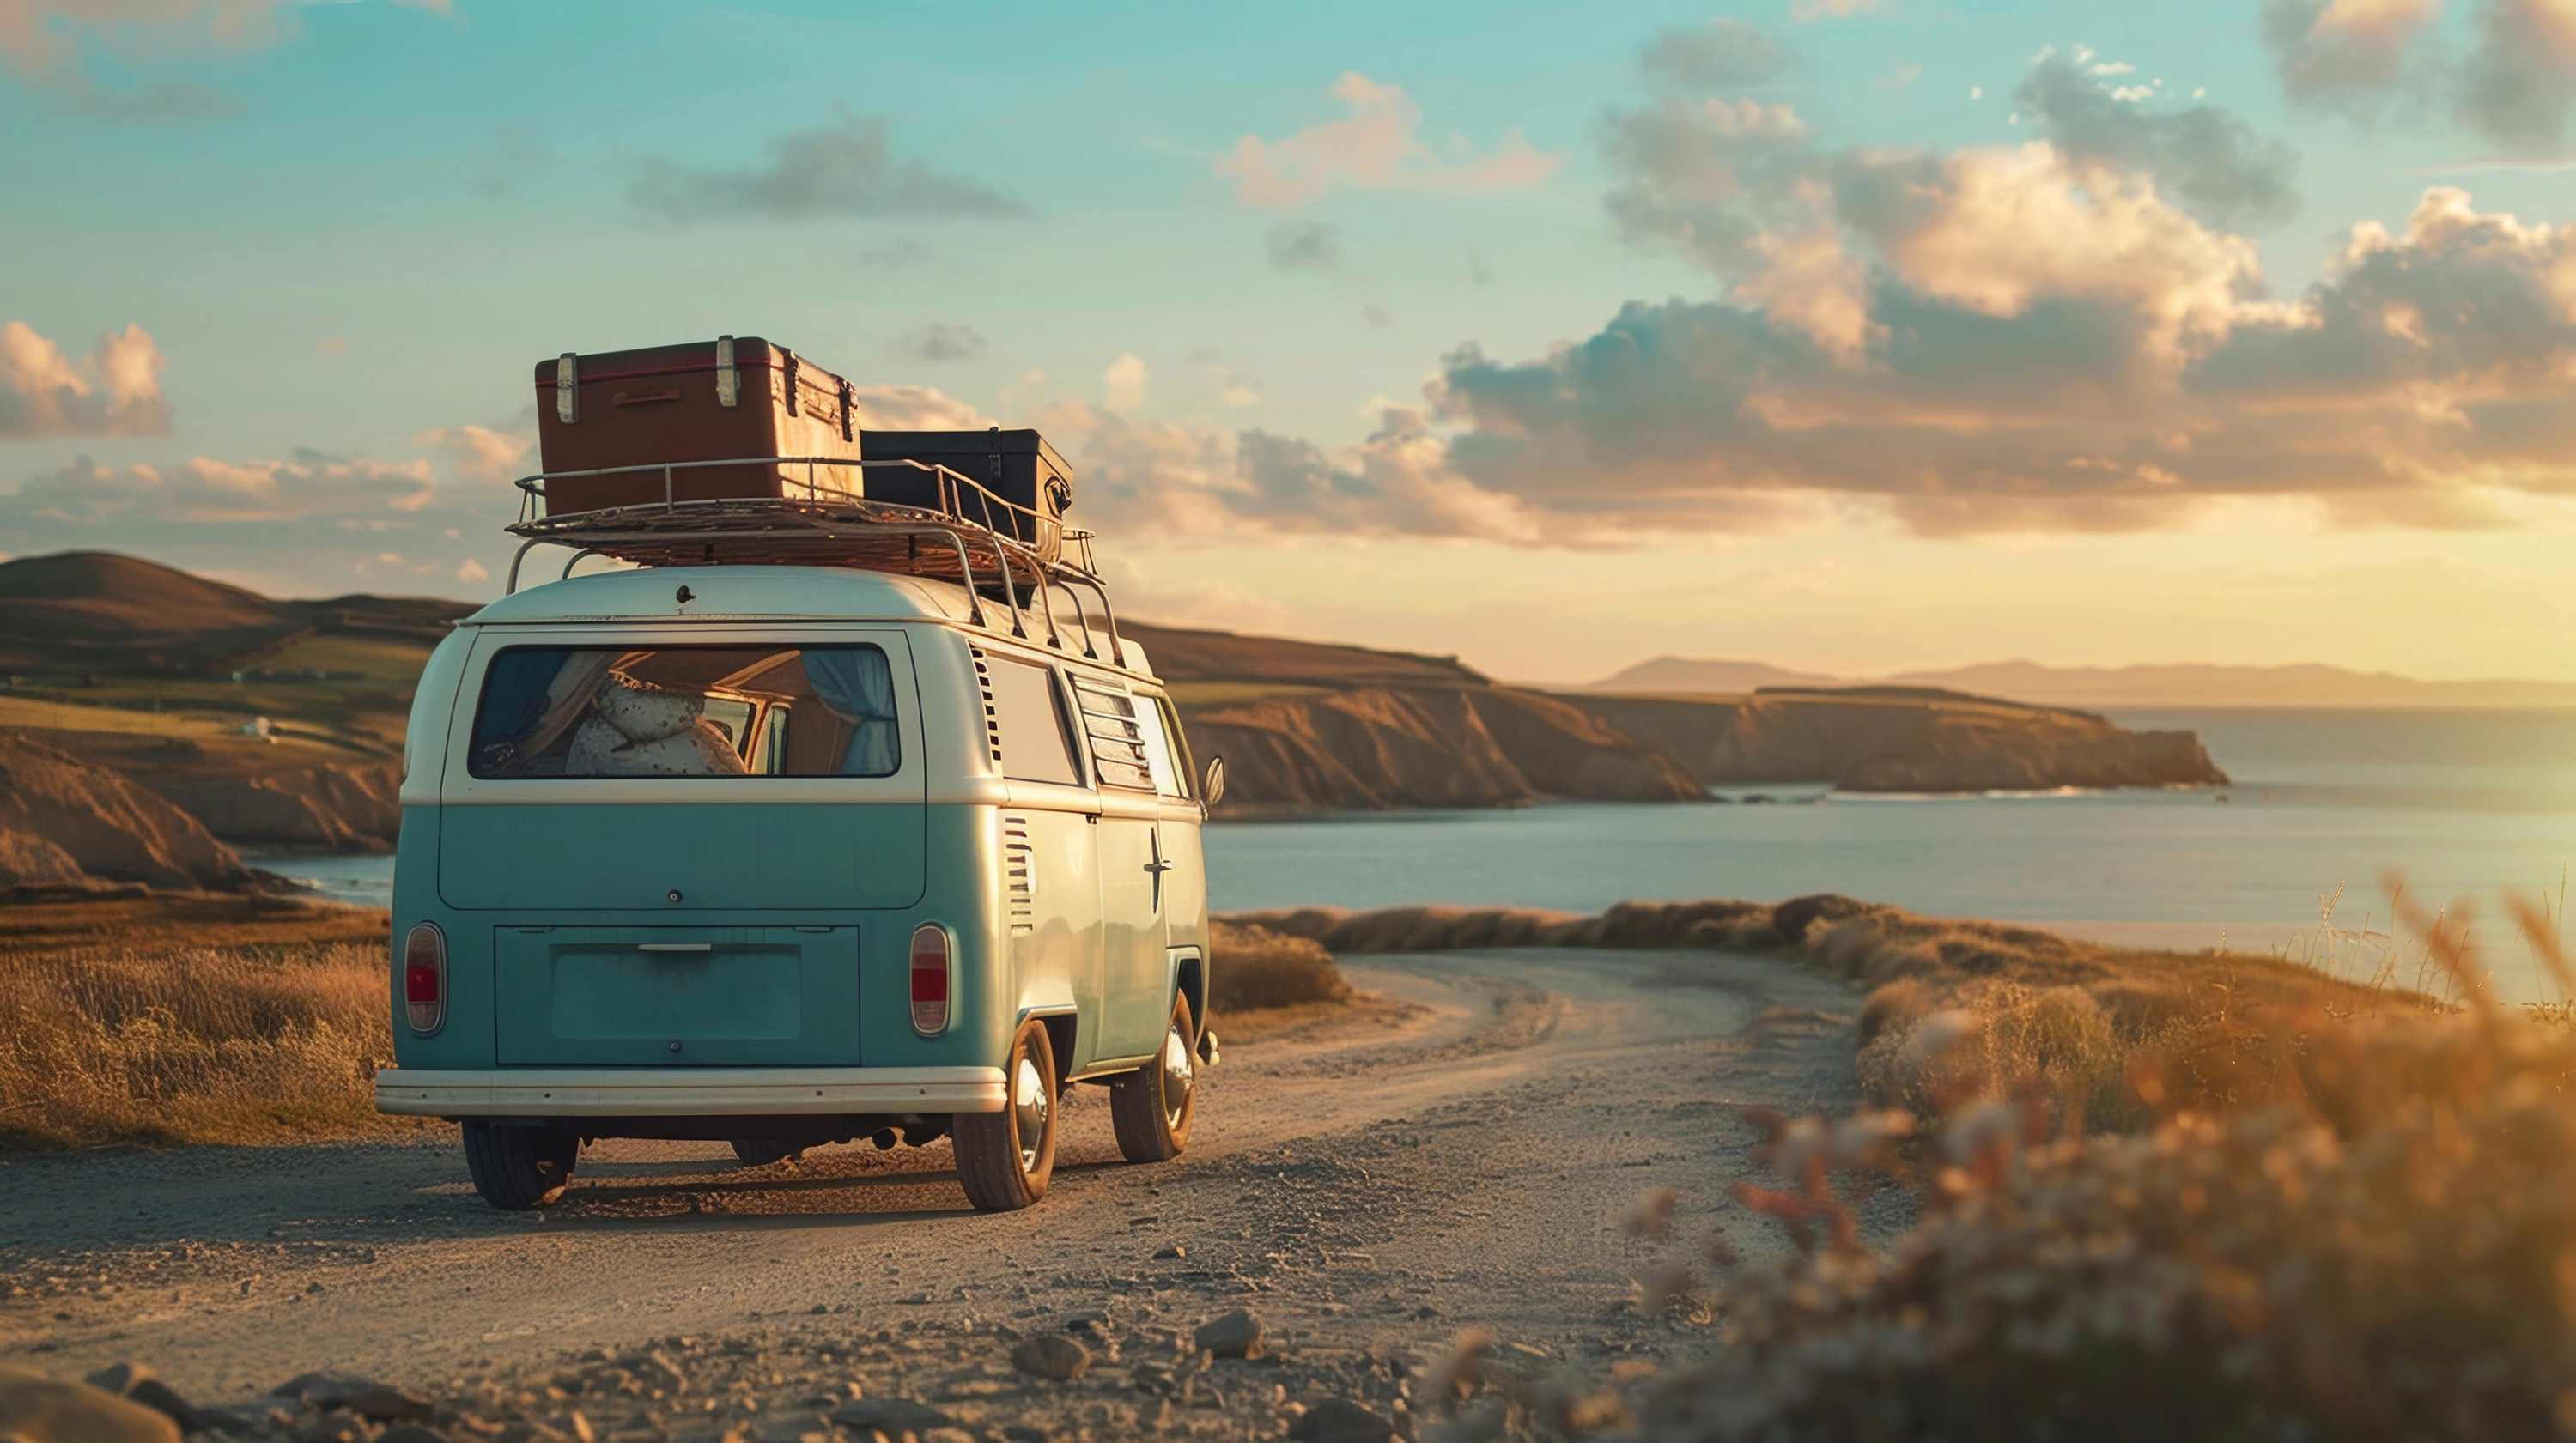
1202, 755, 1226, 809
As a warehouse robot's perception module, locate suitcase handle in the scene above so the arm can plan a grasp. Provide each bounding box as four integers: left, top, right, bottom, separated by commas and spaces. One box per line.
611, 387, 683, 407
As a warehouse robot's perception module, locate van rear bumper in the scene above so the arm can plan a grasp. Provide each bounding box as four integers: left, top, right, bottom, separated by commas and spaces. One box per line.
374, 1065, 1007, 1118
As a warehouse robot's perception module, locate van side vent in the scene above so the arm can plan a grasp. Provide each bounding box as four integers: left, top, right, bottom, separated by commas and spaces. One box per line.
1001, 814, 1036, 932
968, 647, 1003, 767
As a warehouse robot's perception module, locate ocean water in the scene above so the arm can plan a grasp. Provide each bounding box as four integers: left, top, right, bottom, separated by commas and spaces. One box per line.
260, 707, 2576, 1003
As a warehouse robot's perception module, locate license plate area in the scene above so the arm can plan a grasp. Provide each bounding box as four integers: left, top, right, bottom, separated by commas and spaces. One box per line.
495, 926, 859, 1066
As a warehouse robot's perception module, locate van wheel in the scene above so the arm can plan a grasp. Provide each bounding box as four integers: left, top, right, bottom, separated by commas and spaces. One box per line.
953, 1019, 1058, 1211
1110, 993, 1197, 1163
463, 1121, 578, 1210
730, 1138, 803, 1168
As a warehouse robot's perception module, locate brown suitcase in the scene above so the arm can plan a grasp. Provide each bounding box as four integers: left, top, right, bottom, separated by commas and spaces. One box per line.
862, 428, 1075, 566
532, 336, 862, 515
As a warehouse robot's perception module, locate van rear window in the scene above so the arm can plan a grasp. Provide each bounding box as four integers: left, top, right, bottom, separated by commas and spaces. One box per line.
468, 645, 900, 779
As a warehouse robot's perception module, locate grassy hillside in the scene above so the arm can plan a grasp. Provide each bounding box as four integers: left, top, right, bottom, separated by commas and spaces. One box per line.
0, 552, 468, 752
1120, 619, 1485, 690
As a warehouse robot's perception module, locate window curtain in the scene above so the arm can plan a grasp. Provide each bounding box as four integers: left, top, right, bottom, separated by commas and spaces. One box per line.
476, 648, 614, 767
804, 649, 900, 776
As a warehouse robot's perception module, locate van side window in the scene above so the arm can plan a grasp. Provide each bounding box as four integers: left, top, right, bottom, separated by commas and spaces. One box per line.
1048, 670, 1089, 786
1133, 693, 1190, 799
1153, 694, 1195, 799
1069, 675, 1155, 791
987, 655, 1083, 786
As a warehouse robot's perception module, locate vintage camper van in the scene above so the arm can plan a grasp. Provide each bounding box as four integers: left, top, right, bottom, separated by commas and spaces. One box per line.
374, 557, 1223, 1213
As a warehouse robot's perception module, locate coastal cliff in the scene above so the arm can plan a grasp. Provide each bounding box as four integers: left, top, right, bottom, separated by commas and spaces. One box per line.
129, 754, 403, 852
1178, 686, 1706, 812
1578, 688, 2230, 793
0, 732, 258, 895
1130, 618, 2228, 812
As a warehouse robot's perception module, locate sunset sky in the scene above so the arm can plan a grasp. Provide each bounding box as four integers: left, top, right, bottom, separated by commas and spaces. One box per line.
4, 0, 2573, 683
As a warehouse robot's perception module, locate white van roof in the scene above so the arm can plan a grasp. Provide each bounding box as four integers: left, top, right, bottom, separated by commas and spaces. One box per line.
462, 565, 1155, 679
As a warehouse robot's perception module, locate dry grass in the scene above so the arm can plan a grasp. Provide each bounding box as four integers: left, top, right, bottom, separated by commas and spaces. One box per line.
1807, 903, 2435, 1131
0, 899, 396, 1150
1233, 894, 2471, 1134
1581, 896, 2576, 1442
1211, 919, 1353, 1014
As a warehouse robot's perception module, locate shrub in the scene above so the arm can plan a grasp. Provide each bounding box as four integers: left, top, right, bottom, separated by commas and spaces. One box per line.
1209, 919, 1352, 1013
1609, 899, 2576, 1442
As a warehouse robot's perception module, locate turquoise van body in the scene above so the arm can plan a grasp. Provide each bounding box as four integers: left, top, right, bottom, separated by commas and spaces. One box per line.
375, 564, 1216, 1211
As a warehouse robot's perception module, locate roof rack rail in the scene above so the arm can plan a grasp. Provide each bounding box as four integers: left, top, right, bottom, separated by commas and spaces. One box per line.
501, 455, 1125, 665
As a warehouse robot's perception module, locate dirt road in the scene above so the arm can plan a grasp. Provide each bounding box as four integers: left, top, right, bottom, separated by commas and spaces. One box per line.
1, 949, 1862, 1439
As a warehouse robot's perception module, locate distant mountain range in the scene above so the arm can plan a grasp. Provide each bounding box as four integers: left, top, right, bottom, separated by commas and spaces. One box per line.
1588, 656, 2576, 710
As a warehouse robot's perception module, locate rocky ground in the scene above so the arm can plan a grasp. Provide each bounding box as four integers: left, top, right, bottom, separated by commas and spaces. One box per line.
1, 949, 1875, 1441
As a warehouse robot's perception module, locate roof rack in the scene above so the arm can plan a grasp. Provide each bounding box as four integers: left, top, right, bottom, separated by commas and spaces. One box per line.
501, 456, 1127, 665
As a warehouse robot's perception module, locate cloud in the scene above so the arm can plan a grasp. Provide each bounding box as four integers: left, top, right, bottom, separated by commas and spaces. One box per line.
2261, 0, 2443, 106
1419, 180, 2576, 539
888, 321, 987, 363
1212, 71, 1561, 209
1598, 95, 1818, 275
1265, 218, 1341, 270
29, 70, 243, 119
1103, 354, 1147, 411
2458, 0, 2576, 153
2015, 51, 2301, 228
1637, 20, 1792, 91
8, 447, 434, 526
456, 555, 488, 584
416, 423, 531, 483
629, 111, 1030, 223
0, 0, 447, 76
851, 384, 991, 431
0, 0, 288, 75
1790, 0, 1882, 17
2264, 0, 2576, 154
1042, 400, 1543, 543
0, 320, 168, 438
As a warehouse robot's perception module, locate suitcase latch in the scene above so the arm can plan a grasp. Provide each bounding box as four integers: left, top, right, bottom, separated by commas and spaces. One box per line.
714, 335, 738, 409
555, 353, 578, 424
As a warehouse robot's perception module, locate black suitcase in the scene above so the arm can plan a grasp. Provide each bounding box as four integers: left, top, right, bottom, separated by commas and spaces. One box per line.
862, 428, 1074, 566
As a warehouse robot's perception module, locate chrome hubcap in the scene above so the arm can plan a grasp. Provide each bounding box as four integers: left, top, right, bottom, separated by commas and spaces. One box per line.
1160, 1025, 1194, 1127
1012, 1055, 1049, 1173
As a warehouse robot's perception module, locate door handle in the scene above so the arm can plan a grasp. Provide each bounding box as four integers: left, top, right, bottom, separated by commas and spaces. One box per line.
637, 943, 714, 954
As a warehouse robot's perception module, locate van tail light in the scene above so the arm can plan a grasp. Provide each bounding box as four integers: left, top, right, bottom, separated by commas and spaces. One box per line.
909, 924, 951, 1035
402, 923, 447, 1035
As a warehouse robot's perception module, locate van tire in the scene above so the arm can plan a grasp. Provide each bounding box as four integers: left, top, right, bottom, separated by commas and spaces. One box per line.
463, 1121, 577, 1210
1109, 993, 1197, 1163
954, 1019, 1058, 1212
730, 1138, 803, 1168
